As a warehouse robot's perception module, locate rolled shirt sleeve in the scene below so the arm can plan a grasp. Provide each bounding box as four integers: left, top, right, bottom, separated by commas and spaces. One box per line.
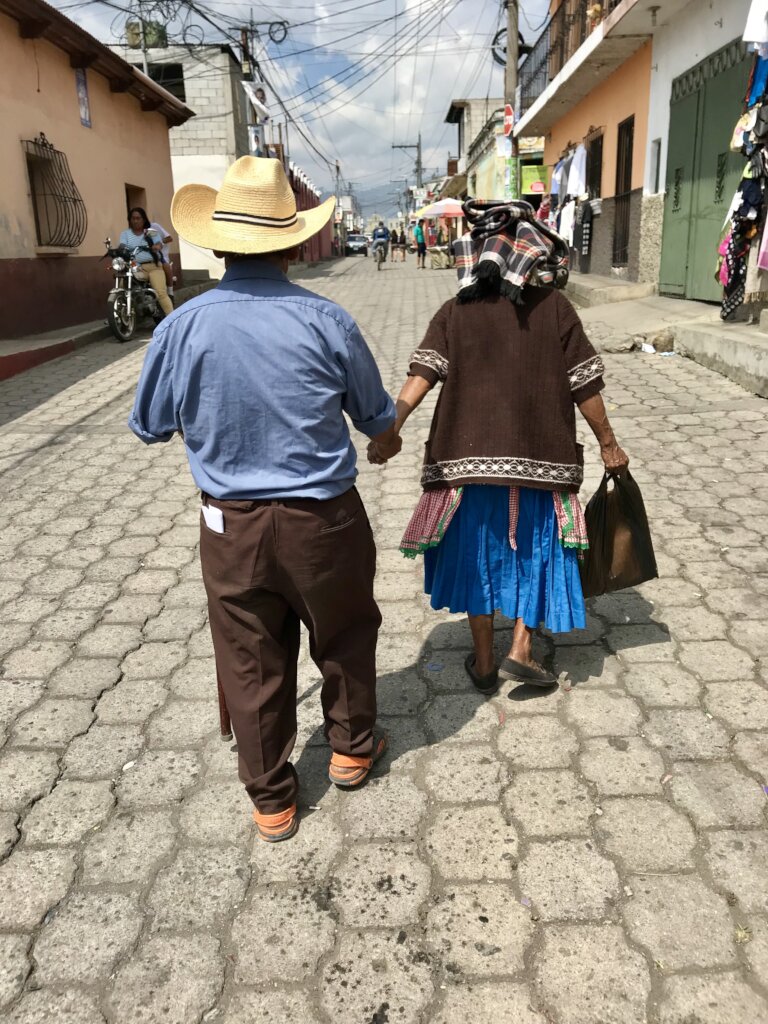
341, 322, 396, 437
127, 331, 178, 444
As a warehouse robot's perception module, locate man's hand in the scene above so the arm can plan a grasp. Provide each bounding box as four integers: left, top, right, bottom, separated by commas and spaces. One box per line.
601, 442, 629, 473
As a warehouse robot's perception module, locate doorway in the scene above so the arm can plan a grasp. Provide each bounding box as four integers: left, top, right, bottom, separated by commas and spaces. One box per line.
613, 116, 634, 267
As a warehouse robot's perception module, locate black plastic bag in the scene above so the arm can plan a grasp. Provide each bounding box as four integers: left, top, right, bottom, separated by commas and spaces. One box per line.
580, 471, 658, 598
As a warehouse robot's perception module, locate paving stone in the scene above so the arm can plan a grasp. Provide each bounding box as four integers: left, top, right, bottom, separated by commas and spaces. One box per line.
424, 692, 500, 744
116, 750, 201, 808
82, 809, 176, 885
95, 678, 167, 724
322, 931, 434, 1023
220, 989, 323, 1024
249, 806, 342, 882
33, 891, 142, 984
705, 830, 768, 913
23, 780, 114, 846
432, 983, 546, 1024
623, 664, 702, 707
745, 915, 768, 987
597, 798, 697, 870
178, 778, 252, 846
3, 641, 72, 678
518, 838, 620, 921
535, 923, 651, 1024
143, 606, 207, 641
0, 811, 18, 858
232, 887, 335, 983
11, 698, 93, 749
658, 972, 768, 1024
377, 668, 429, 714
505, 769, 595, 837
624, 874, 737, 969
0, 933, 28, 1009
607, 624, 675, 662
732, 731, 768, 778
497, 715, 578, 768
427, 883, 534, 975
644, 709, 730, 761
425, 805, 518, 880
121, 569, 178, 594
678, 641, 756, 681
339, 773, 427, 840
102, 594, 162, 625
48, 656, 122, 697
0, 749, 59, 812
705, 681, 768, 731
6, 989, 106, 1024
564, 690, 643, 737
660, 605, 729, 640
421, 744, 504, 803
167, 658, 216, 699
61, 582, 120, 609
0, 849, 76, 929
148, 845, 249, 930
670, 762, 766, 828
63, 725, 144, 780
579, 737, 665, 796
107, 934, 223, 1024
335, 841, 430, 926
146, 698, 216, 748
120, 640, 188, 678
75, 623, 142, 659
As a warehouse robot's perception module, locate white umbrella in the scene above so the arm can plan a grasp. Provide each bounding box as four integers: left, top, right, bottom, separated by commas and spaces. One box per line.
417, 198, 464, 218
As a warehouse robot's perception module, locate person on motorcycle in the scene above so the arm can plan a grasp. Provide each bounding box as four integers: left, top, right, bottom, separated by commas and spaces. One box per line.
371, 221, 389, 262
119, 207, 174, 317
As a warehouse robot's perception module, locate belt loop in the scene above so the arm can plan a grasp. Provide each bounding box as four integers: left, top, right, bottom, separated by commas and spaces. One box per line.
201, 491, 209, 507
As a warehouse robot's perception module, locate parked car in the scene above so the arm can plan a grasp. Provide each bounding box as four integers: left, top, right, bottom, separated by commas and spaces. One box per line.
345, 233, 368, 257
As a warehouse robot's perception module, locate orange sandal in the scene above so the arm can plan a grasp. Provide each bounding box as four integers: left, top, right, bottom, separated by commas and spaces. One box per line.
328, 730, 388, 788
253, 804, 298, 843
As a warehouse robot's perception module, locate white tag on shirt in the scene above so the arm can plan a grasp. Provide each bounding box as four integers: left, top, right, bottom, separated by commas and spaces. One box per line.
201, 504, 224, 534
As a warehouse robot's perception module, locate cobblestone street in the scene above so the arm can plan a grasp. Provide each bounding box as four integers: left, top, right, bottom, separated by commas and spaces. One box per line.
1, 256, 768, 1023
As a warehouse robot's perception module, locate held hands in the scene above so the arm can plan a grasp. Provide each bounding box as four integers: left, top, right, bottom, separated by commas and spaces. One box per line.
367, 434, 402, 465
601, 441, 629, 473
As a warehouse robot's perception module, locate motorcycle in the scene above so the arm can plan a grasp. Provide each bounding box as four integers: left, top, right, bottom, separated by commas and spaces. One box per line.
103, 237, 166, 342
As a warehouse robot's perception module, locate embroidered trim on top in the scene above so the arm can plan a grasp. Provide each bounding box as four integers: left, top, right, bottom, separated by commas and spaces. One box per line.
421, 456, 583, 488
409, 349, 449, 380
568, 355, 605, 391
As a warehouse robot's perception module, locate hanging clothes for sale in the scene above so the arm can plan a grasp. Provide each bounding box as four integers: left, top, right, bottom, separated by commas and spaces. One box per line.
559, 200, 577, 247
720, 228, 750, 320
744, 0, 768, 46
551, 159, 564, 198
566, 144, 588, 198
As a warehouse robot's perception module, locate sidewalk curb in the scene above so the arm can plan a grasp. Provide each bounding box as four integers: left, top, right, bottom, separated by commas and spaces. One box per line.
0, 281, 217, 383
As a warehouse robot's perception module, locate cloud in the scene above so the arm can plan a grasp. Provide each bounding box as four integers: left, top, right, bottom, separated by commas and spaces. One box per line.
53, 0, 551, 212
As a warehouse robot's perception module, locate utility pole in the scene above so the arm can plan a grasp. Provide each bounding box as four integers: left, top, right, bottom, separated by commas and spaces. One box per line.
137, 0, 149, 75
392, 134, 423, 188
505, 0, 519, 200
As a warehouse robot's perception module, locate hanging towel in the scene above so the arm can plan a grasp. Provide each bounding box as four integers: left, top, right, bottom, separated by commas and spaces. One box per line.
566, 144, 588, 197
744, 0, 768, 45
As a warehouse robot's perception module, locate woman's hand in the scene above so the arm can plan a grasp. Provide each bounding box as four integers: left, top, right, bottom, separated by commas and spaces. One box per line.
152, 242, 163, 251
601, 441, 629, 473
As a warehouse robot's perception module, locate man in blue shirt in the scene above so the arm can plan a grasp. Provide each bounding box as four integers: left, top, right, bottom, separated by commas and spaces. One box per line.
129, 157, 400, 842
371, 220, 390, 261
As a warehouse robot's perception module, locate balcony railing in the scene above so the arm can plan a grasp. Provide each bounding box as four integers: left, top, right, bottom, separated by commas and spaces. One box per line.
520, 0, 624, 116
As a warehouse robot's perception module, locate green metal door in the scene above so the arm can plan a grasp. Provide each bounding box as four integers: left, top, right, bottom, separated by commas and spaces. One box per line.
659, 91, 699, 295
659, 40, 751, 301
687, 56, 751, 301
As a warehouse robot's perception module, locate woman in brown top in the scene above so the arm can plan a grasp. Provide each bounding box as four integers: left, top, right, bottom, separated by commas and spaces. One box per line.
370, 200, 628, 692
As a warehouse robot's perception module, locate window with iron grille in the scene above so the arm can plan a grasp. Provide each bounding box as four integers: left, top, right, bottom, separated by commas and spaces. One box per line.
23, 133, 87, 250
585, 132, 603, 199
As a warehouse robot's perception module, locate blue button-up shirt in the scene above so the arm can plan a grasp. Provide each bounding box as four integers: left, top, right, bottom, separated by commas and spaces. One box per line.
128, 260, 395, 500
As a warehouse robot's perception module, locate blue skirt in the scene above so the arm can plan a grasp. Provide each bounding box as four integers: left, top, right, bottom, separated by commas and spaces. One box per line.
424, 484, 586, 634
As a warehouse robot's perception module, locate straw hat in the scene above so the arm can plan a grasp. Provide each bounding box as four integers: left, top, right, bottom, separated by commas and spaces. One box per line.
171, 156, 335, 254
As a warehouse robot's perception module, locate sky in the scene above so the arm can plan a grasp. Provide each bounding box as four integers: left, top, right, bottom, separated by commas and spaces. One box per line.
53, 0, 551, 215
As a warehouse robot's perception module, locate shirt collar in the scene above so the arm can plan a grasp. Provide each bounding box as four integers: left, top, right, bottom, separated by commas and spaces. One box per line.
221, 259, 289, 284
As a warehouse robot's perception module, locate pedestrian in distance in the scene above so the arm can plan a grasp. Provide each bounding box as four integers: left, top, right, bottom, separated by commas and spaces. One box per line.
129, 156, 401, 843
119, 207, 174, 317
399, 227, 407, 261
415, 218, 427, 268
370, 199, 628, 692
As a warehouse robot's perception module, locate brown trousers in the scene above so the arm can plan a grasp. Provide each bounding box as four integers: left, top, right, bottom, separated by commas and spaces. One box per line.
199, 487, 381, 814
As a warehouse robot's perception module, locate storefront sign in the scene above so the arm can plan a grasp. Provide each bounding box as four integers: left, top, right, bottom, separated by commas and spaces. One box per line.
521, 164, 547, 195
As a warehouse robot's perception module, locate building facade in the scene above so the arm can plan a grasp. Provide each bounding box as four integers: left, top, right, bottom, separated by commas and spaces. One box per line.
109, 42, 251, 281
0, 0, 192, 338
